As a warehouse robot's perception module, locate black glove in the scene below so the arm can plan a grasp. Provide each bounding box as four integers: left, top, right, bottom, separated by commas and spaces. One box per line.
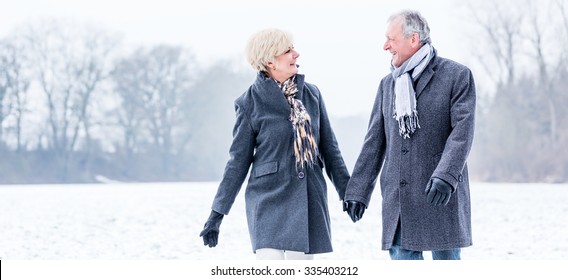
199, 210, 224, 247
425, 177, 453, 206
346, 200, 366, 223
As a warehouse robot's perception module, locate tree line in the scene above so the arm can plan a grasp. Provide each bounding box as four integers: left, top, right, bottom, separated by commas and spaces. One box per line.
1, 0, 568, 184
0, 18, 253, 183
466, 0, 568, 182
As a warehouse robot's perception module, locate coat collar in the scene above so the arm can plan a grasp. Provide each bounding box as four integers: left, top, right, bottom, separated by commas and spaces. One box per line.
415, 49, 438, 99
253, 72, 305, 100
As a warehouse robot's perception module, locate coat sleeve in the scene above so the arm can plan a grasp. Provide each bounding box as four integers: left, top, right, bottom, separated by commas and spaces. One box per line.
315, 86, 350, 200
344, 80, 388, 207
431, 67, 476, 189
211, 98, 255, 215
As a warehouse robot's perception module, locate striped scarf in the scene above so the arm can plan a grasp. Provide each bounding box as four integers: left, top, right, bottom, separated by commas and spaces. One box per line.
278, 76, 319, 170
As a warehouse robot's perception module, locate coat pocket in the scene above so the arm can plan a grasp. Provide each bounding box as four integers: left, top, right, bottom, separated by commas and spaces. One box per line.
252, 161, 278, 178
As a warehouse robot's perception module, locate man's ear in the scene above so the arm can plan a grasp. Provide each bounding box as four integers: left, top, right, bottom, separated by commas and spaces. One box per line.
411, 33, 421, 48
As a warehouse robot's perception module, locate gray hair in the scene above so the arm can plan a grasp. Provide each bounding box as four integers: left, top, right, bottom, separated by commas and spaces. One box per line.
388, 10, 431, 45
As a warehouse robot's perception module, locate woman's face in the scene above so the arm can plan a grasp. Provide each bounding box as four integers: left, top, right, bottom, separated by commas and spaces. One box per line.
267, 46, 300, 82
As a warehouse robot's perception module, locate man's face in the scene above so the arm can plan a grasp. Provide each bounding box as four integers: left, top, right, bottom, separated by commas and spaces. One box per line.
383, 17, 419, 67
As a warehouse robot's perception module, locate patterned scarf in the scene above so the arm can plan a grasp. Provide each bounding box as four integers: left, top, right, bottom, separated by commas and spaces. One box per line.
278, 76, 319, 170
391, 43, 434, 138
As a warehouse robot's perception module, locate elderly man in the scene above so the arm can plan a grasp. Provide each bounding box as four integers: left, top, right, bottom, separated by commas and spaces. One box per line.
344, 10, 476, 260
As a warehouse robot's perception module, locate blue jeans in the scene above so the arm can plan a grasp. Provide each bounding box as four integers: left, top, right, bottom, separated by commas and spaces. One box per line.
389, 222, 461, 260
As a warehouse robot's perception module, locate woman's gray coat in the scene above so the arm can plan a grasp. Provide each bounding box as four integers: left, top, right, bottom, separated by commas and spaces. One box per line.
211, 73, 350, 254
344, 52, 476, 251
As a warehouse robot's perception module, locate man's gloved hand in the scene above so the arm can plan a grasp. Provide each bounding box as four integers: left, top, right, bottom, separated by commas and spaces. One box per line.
425, 177, 454, 206
199, 210, 224, 247
345, 200, 367, 223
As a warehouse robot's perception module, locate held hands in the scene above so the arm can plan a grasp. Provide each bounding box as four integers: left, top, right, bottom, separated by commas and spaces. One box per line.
199, 210, 224, 247
344, 200, 367, 223
425, 177, 454, 206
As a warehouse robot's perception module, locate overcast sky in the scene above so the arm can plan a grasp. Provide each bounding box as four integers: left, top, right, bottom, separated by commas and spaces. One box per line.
2, 0, 472, 117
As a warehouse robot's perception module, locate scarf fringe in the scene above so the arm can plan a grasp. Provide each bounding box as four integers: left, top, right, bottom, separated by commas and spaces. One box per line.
395, 111, 420, 139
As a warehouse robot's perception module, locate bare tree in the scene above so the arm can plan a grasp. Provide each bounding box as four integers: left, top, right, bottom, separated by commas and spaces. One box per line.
112, 45, 197, 177
557, 0, 568, 39
522, 0, 560, 143
468, 0, 523, 88
0, 40, 10, 144
0, 37, 32, 151
110, 53, 146, 168
20, 19, 119, 179
554, 0, 568, 81
465, 0, 568, 182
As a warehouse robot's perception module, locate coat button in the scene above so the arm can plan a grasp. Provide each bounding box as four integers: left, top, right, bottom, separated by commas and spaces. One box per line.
298, 171, 305, 179
399, 180, 407, 187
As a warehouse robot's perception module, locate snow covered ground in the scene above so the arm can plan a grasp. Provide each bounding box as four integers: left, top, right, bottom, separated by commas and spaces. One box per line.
0, 181, 567, 260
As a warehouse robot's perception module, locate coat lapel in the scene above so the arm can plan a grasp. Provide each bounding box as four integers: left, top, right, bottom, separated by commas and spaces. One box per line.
415, 58, 436, 99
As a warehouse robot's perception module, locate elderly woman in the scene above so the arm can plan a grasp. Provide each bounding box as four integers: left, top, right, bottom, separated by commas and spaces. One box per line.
199, 28, 350, 260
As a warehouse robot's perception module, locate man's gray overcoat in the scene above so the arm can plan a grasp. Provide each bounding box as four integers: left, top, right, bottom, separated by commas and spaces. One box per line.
345, 52, 476, 251
211, 73, 350, 254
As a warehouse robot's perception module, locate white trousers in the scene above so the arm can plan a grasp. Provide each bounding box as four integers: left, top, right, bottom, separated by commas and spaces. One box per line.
255, 248, 314, 260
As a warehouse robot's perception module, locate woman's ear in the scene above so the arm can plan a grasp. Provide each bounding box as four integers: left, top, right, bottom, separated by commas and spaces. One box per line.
266, 61, 275, 71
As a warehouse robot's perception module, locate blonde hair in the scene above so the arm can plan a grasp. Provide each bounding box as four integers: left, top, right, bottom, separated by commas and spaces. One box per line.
246, 28, 293, 72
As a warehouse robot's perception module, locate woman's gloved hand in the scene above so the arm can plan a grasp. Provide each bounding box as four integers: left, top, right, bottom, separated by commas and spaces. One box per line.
345, 200, 367, 223
199, 210, 224, 247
